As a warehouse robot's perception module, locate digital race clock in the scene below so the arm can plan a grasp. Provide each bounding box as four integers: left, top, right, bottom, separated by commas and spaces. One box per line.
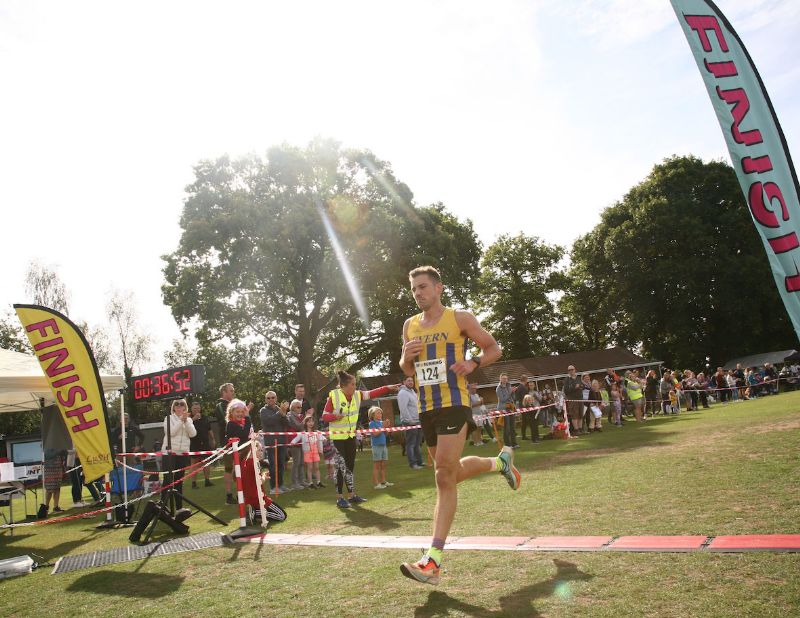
130, 365, 206, 402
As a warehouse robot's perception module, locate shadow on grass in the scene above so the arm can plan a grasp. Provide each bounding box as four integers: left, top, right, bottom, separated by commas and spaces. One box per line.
66, 570, 184, 597
342, 506, 429, 531
414, 558, 592, 618
0, 529, 105, 562
524, 421, 682, 472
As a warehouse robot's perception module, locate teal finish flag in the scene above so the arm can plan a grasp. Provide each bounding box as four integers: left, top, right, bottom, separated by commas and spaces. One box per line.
670, 0, 800, 340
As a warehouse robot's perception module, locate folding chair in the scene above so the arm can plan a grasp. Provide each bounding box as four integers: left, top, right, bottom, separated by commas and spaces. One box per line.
110, 465, 144, 523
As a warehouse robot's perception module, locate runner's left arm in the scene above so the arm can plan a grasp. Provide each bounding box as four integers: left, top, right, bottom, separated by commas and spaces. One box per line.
451, 310, 501, 376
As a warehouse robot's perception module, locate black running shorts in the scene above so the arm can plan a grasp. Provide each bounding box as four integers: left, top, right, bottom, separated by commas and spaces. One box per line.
420, 406, 476, 447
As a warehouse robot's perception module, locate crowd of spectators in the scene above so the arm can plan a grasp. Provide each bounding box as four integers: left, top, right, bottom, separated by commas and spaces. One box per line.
494, 361, 795, 440
109, 361, 797, 514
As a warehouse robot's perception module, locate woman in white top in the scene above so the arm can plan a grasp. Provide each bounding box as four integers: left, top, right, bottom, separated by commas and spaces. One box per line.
162, 398, 196, 508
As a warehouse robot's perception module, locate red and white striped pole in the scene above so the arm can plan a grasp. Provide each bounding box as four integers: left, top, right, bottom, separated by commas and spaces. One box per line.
231, 439, 247, 529
104, 474, 112, 522
223, 438, 263, 542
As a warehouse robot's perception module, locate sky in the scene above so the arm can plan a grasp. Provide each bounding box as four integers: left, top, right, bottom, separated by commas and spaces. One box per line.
1, 0, 799, 372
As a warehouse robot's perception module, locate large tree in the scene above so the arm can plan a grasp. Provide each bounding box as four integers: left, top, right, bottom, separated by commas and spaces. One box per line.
474, 234, 566, 359
562, 155, 796, 369
162, 139, 481, 400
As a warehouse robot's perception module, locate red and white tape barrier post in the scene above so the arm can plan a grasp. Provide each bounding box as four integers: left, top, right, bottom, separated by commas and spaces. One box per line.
95, 473, 115, 529
224, 438, 262, 542
251, 438, 268, 528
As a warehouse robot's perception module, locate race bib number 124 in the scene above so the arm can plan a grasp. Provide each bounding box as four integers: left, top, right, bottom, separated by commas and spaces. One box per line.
415, 359, 447, 387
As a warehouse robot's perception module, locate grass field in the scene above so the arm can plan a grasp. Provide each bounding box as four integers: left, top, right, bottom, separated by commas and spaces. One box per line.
1, 393, 799, 617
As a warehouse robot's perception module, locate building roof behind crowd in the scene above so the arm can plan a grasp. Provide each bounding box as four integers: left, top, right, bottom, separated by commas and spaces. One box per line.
722, 349, 798, 371
358, 346, 661, 390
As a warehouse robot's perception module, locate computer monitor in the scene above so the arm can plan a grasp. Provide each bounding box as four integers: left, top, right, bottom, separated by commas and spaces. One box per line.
10, 440, 42, 465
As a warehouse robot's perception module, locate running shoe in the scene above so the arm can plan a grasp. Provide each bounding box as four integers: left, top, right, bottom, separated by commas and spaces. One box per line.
400, 555, 440, 586
336, 497, 351, 509
498, 446, 521, 490
384, 481, 394, 487
374, 483, 386, 489
349, 495, 367, 504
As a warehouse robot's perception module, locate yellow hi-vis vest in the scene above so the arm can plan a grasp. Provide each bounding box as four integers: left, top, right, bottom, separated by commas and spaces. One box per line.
328, 388, 361, 440
626, 379, 643, 400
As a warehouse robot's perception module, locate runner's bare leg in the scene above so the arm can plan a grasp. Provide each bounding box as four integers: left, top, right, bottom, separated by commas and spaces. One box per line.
429, 425, 495, 541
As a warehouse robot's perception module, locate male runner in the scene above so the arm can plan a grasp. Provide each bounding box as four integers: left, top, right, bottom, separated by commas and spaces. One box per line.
399, 266, 520, 585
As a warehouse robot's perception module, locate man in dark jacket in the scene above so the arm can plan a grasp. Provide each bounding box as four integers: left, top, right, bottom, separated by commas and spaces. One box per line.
562, 365, 584, 435
260, 391, 290, 493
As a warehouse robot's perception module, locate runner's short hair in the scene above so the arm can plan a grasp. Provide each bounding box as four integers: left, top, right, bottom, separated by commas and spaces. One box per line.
409, 265, 441, 282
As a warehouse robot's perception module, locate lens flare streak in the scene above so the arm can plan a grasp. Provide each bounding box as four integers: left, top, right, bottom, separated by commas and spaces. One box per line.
316, 200, 370, 329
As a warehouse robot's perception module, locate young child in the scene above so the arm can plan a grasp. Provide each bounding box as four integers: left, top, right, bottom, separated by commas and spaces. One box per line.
610, 383, 623, 426
322, 435, 336, 481
290, 415, 325, 488
668, 388, 678, 414
368, 406, 393, 489
551, 412, 571, 440
240, 439, 287, 525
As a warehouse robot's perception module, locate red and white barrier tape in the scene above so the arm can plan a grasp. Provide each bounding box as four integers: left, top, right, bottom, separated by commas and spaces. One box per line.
0, 446, 232, 529
256, 403, 560, 440
116, 448, 223, 458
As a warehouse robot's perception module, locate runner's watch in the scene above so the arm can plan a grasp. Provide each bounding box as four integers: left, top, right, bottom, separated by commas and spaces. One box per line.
471, 356, 481, 367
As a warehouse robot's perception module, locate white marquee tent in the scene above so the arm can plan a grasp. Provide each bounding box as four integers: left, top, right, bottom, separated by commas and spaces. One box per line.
0, 348, 126, 414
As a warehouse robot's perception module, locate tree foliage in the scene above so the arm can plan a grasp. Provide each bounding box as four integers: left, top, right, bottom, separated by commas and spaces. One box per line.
474, 234, 565, 359
561, 155, 796, 369
162, 139, 481, 399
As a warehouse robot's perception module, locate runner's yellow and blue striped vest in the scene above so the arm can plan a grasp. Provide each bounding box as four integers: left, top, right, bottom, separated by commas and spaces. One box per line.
328, 388, 361, 440
407, 307, 469, 413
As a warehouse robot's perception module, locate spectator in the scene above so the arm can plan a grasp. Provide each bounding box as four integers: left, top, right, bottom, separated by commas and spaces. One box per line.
287, 399, 308, 490
293, 383, 315, 420
625, 370, 645, 422
216, 383, 253, 502
468, 383, 486, 447
682, 370, 699, 411
320, 370, 398, 509
289, 415, 324, 489
260, 391, 290, 494
111, 413, 145, 454
588, 379, 604, 432
610, 383, 623, 426
496, 373, 518, 448
540, 384, 555, 428
604, 368, 621, 395
189, 401, 215, 488
518, 377, 540, 443
746, 368, 762, 399
562, 365, 584, 436
38, 448, 66, 518
223, 398, 252, 505
645, 369, 660, 417
368, 407, 393, 489
764, 363, 778, 394
714, 367, 729, 403
162, 398, 196, 509
696, 372, 711, 408
398, 376, 425, 467
733, 363, 746, 399
322, 436, 336, 482
660, 370, 674, 415
727, 370, 739, 402
580, 373, 592, 435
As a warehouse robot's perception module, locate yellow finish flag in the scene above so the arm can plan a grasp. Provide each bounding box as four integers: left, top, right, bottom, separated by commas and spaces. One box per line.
14, 304, 114, 481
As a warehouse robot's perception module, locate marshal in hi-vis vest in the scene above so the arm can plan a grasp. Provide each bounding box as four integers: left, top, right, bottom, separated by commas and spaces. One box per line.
328, 388, 361, 440
407, 307, 470, 414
